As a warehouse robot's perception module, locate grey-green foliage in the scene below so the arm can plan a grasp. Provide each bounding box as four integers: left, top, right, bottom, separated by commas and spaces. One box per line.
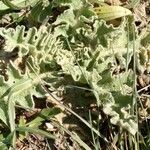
0, 25, 63, 72
0, 25, 63, 132
140, 26, 150, 50
0, 21, 138, 137
51, 1, 138, 134
135, 26, 150, 73
62, 42, 137, 135
29, 1, 53, 23
0, 0, 144, 137
0, 0, 40, 10
28, 0, 88, 25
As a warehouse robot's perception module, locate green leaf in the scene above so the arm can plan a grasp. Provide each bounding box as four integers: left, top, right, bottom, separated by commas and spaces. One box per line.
27, 107, 61, 127
94, 20, 118, 47
29, 1, 52, 23
53, 8, 76, 37
16, 126, 55, 139
0, 103, 8, 126
103, 91, 137, 135
53, 0, 83, 9
0, 0, 39, 10
0, 25, 64, 133
94, 6, 132, 21
1, 0, 22, 10
141, 32, 150, 48
0, 142, 7, 150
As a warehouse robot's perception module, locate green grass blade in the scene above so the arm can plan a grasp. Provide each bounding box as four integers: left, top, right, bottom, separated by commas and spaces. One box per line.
16, 126, 55, 139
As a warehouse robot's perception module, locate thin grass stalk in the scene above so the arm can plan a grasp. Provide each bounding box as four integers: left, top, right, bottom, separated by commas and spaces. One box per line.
125, 16, 134, 150
89, 110, 100, 150
124, 132, 128, 150
96, 107, 101, 150
45, 138, 52, 150
120, 128, 124, 150
65, 38, 90, 85
132, 16, 140, 150
126, 17, 130, 71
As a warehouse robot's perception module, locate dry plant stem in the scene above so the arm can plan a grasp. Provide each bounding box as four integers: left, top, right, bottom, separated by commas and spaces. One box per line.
141, 94, 150, 97
137, 84, 150, 93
